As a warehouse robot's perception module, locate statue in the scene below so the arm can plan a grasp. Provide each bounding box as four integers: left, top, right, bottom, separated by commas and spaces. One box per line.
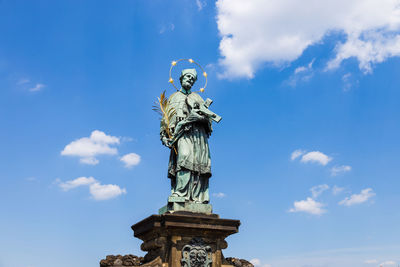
101, 59, 243, 267
153, 59, 221, 208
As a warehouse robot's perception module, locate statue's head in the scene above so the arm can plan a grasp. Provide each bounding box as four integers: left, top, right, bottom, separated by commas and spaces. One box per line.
179, 68, 197, 91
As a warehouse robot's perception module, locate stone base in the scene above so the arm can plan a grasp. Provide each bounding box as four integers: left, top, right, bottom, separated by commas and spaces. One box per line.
131, 212, 240, 267
99, 255, 254, 267
159, 198, 213, 215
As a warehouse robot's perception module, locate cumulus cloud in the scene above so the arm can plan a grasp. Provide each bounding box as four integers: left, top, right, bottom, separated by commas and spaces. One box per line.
89, 182, 127, 201
212, 192, 226, 198
310, 184, 329, 198
216, 0, 400, 78
300, 151, 332, 166
120, 153, 141, 168
61, 130, 120, 165
290, 149, 306, 161
29, 83, 45, 92
58, 176, 96, 191
364, 259, 378, 264
289, 197, 326, 215
339, 188, 375, 206
331, 165, 352, 176
56, 176, 126, 201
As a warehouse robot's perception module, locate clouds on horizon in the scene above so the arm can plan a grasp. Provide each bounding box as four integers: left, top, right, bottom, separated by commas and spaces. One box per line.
216, 0, 400, 78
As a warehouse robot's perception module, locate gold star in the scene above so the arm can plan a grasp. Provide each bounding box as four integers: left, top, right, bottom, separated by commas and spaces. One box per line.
171, 61, 177, 66
200, 88, 205, 92
169, 78, 174, 83
203, 72, 207, 77
188, 59, 194, 63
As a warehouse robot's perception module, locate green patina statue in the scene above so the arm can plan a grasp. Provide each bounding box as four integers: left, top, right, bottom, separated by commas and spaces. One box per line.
156, 68, 221, 213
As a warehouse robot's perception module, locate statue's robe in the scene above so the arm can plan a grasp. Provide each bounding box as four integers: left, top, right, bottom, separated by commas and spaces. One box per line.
161, 90, 212, 203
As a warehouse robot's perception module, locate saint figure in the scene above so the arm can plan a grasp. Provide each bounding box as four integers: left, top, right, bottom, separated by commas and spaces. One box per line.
160, 68, 213, 204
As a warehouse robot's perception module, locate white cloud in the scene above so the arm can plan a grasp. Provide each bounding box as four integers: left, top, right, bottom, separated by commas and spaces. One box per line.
341, 73, 359, 91
216, 0, 400, 78
250, 259, 261, 266
380, 261, 397, 266
57, 176, 97, 191
196, 0, 206, 11
339, 188, 375, 206
327, 33, 400, 73
331, 165, 352, 176
287, 59, 315, 86
300, 151, 332, 166
289, 197, 326, 215
120, 153, 141, 168
332, 185, 345, 195
61, 130, 120, 165
57, 176, 126, 201
310, 184, 329, 198
29, 83, 45, 92
212, 192, 226, 198
364, 259, 378, 264
89, 182, 127, 201
290, 149, 305, 160
79, 157, 99, 165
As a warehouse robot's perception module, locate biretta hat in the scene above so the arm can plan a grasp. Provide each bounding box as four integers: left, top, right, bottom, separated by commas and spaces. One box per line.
180, 68, 197, 81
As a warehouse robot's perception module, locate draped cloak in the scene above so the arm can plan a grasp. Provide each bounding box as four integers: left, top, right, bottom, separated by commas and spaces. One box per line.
160, 91, 212, 179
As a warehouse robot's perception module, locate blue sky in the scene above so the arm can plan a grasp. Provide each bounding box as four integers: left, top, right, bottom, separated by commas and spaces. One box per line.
1, 1, 400, 267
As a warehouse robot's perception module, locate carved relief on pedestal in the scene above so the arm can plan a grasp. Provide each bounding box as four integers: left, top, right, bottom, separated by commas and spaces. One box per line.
181, 237, 213, 267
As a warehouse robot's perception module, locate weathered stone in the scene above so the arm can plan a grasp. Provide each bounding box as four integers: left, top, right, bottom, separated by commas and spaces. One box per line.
99, 254, 143, 266
131, 212, 240, 266
225, 258, 254, 267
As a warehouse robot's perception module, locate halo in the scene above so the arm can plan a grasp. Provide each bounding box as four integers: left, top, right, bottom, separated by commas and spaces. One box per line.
168, 58, 208, 93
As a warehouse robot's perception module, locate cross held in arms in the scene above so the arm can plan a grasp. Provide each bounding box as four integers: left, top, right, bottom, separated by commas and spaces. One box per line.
194, 98, 222, 123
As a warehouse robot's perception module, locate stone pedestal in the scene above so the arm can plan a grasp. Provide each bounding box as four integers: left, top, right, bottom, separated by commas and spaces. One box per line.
159, 196, 213, 215
131, 212, 240, 267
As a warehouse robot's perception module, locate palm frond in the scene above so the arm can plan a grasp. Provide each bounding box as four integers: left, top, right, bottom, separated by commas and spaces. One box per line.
152, 91, 177, 154
152, 91, 176, 135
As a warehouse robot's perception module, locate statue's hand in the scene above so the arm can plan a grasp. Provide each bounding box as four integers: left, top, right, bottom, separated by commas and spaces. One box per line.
187, 109, 206, 122
162, 136, 172, 148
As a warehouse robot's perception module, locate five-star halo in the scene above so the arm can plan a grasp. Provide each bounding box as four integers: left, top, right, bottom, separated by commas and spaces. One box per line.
169, 58, 208, 93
